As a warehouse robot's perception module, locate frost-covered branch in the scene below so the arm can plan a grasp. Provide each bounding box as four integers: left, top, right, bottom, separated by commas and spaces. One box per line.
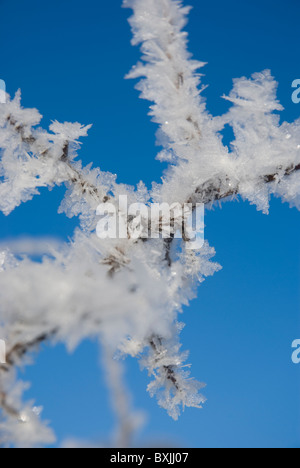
145, 334, 206, 420
102, 345, 145, 448
187, 160, 300, 207
0, 326, 56, 447
0, 93, 98, 215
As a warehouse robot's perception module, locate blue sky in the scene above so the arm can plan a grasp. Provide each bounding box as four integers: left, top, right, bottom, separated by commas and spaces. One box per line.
0, 0, 300, 448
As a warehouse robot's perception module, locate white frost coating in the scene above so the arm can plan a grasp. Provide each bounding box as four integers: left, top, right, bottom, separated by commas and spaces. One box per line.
0, 0, 299, 448
221, 71, 300, 212
142, 330, 207, 420
125, 1, 300, 212
124, 0, 231, 206
0, 91, 92, 216
49, 121, 92, 142
0, 372, 55, 448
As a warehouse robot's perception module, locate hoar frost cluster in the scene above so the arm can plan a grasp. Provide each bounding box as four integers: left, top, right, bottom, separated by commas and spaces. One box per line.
0, 0, 299, 447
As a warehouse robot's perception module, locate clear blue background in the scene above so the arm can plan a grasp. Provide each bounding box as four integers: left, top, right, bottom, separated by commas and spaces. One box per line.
0, 0, 300, 448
